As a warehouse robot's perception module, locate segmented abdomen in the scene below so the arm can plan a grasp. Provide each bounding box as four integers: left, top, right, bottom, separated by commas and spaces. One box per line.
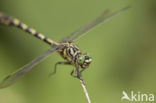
0, 12, 58, 46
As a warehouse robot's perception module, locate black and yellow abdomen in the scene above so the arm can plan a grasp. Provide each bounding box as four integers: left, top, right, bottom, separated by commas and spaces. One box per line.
0, 12, 58, 46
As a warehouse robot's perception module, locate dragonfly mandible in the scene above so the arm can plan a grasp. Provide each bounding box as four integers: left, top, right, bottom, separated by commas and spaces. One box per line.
0, 6, 130, 88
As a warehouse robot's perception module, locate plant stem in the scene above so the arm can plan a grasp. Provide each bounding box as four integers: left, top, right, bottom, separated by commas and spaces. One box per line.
80, 79, 91, 103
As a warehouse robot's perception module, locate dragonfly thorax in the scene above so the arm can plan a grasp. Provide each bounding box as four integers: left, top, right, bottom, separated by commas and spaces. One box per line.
58, 41, 81, 62
58, 41, 92, 68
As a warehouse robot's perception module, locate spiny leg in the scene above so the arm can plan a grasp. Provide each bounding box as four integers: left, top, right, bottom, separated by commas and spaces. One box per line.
71, 63, 83, 80
76, 66, 81, 80
49, 61, 71, 77
75, 63, 85, 85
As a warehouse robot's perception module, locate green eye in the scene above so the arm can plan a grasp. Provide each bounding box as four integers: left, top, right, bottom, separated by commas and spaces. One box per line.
78, 56, 85, 65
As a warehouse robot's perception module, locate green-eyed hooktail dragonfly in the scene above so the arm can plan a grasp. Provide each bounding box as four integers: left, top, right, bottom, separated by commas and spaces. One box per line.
0, 6, 130, 88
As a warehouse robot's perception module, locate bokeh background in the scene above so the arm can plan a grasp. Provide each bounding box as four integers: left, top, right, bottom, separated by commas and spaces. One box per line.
0, 0, 156, 103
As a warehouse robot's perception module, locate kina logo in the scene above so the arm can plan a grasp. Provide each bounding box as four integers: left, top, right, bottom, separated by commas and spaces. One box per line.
121, 91, 154, 102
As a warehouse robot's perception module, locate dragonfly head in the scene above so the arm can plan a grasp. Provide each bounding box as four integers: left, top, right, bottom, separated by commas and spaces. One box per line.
78, 53, 92, 69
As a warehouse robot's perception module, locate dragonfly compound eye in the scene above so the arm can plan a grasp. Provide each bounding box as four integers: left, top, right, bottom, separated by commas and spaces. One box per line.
78, 53, 92, 69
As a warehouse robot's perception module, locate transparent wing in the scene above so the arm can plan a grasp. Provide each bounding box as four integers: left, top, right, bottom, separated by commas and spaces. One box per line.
64, 6, 130, 41
0, 46, 61, 89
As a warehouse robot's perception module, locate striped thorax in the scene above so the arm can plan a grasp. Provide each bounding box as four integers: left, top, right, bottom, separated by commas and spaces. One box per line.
58, 41, 92, 68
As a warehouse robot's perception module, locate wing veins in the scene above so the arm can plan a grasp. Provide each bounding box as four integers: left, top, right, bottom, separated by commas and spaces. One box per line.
0, 46, 61, 88
65, 6, 130, 41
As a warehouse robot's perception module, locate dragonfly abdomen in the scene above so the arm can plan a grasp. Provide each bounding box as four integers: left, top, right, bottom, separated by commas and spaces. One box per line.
0, 12, 58, 46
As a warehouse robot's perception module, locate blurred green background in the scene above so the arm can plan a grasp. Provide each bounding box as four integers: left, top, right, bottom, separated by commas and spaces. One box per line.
0, 0, 156, 103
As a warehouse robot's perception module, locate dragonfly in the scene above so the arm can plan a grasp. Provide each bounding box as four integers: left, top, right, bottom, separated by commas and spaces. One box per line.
0, 6, 130, 89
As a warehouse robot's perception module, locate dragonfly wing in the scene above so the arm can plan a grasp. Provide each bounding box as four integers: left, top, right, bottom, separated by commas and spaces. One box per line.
62, 9, 109, 41
64, 6, 130, 41
0, 46, 61, 89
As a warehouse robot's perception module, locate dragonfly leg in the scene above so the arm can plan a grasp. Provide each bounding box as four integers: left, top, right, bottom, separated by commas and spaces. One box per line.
76, 68, 81, 79
80, 69, 85, 76
49, 61, 71, 77
71, 64, 83, 80
70, 69, 77, 78
70, 68, 85, 85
